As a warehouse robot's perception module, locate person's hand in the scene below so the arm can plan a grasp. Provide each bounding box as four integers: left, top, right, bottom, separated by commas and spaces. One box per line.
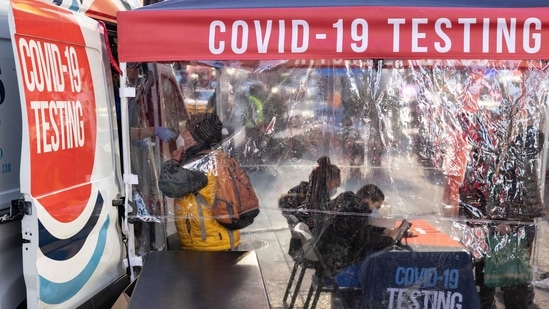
154, 126, 177, 142
171, 147, 185, 162
384, 227, 400, 239
405, 230, 418, 238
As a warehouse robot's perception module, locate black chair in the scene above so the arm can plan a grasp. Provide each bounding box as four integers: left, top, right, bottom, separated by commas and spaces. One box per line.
283, 221, 336, 309
282, 216, 309, 308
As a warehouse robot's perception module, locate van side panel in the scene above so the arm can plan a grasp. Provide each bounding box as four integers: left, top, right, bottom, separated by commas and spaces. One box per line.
0, 1, 25, 307
9, 1, 125, 308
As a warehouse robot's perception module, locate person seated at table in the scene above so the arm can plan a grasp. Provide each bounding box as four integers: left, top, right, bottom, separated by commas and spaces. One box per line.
313, 184, 403, 308
317, 184, 401, 274
278, 156, 342, 260
356, 184, 405, 247
306, 156, 342, 210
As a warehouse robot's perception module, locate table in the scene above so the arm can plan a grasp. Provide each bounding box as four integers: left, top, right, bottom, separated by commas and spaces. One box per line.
360, 220, 479, 309
128, 250, 270, 309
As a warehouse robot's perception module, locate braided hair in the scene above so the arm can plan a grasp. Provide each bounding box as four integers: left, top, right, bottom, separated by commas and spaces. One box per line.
306, 156, 341, 211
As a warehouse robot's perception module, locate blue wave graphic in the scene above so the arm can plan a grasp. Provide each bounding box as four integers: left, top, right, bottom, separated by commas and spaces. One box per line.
39, 217, 110, 304
38, 192, 104, 260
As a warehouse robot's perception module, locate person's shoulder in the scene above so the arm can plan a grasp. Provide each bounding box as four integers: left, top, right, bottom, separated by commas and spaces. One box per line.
335, 191, 358, 200
289, 181, 309, 193
183, 151, 213, 169
331, 191, 366, 212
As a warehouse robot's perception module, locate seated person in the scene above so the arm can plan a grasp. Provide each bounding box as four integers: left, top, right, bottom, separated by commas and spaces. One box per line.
316, 184, 401, 276
355, 184, 403, 250
278, 156, 341, 260
312, 184, 402, 308
280, 177, 406, 308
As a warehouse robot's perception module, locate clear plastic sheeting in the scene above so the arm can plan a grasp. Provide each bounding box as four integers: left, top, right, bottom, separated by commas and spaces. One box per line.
124, 58, 549, 308
125, 62, 190, 253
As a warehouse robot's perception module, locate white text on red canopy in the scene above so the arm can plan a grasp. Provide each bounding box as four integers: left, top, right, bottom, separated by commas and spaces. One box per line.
209, 16, 542, 57
118, 6, 549, 62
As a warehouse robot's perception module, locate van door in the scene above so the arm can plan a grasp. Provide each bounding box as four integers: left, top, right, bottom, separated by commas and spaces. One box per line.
0, 1, 25, 308
9, 0, 125, 308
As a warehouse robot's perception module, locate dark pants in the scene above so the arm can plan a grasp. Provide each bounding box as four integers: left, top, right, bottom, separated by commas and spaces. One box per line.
476, 259, 532, 308
475, 224, 536, 308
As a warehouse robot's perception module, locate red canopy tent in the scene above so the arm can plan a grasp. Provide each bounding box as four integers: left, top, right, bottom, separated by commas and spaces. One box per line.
117, 0, 549, 62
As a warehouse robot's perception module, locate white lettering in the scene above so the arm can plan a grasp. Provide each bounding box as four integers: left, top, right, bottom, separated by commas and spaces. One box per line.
291, 20, 309, 53
29, 40, 46, 91
209, 21, 225, 54
412, 18, 428, 52
388, 18, 405, 52
278, 20, 285, 53
208, 17, 543, 57
387, 288, 464, 309
254, 20, 272, 53
497, 18, 516, 53
30, 100, 84, 153
392, 17, 541, 56
386, 288, 398, 309
458, 18, 476, 53
209, 19, 307, 55
451, 292, 463, 309
18, 38, 65, 93
483, 18, 490, 53
46, 43, 64, 92
524, 18, 542, 53
434, 18, 452, 53
232, 21, 248, 54
17, 39, 33, 91
49, 100, 60, 151
437, 291, 452, 308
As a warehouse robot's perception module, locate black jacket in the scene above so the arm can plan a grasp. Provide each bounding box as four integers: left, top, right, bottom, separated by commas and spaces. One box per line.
315, 191, 394, 275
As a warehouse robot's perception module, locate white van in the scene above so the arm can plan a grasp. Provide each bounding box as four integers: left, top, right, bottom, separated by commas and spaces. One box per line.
0, 1, 25, 308
1, 1, 130, 307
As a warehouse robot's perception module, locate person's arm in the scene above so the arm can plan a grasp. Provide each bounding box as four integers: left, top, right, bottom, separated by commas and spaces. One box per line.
362, 224, 395, 250
160, 147, 186, 177
130, 126, 176, 141
158, 147, 208, 198
130, 127, 155, 140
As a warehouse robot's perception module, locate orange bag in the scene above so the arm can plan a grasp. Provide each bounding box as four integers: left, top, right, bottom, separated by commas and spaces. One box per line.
211, 151, 260, 230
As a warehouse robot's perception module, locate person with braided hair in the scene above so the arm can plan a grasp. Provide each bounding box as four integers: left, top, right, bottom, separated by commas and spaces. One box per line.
306, 156, 342, 215
278, 156, 341, 261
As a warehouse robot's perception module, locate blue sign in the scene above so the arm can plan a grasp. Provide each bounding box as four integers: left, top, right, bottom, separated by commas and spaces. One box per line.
360, 248, 479, 309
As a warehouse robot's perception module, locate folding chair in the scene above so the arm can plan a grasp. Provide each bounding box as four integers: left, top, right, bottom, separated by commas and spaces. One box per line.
283, 221, 335, 309
282, 216, 309, 308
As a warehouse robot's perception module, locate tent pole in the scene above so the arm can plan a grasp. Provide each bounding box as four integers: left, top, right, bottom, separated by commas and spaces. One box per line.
119, 62, 137, 281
